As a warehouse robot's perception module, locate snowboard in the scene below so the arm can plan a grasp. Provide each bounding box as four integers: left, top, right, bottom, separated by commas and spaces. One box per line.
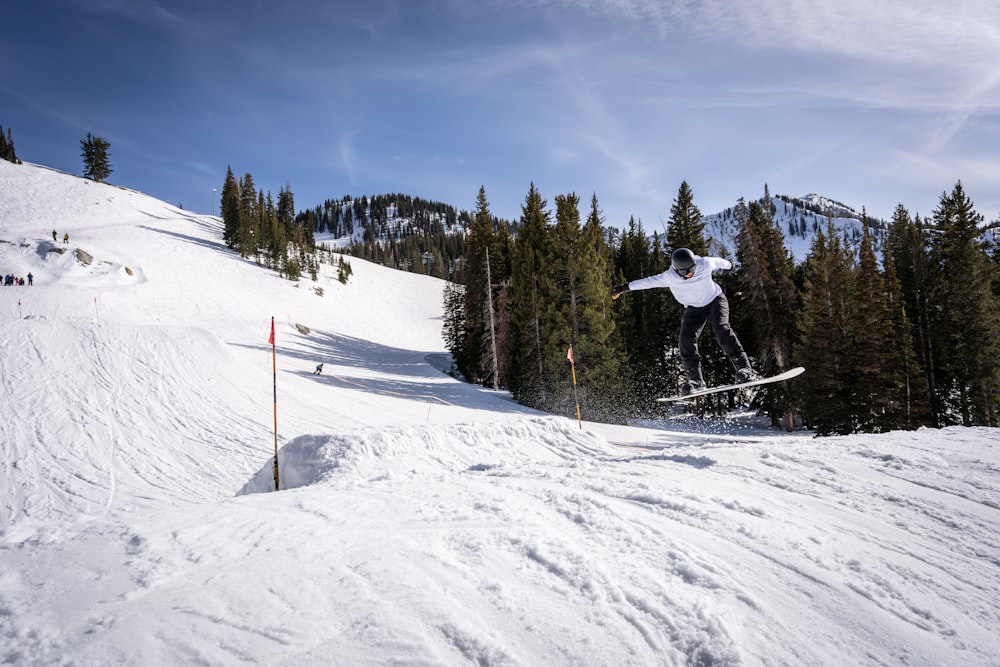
656, 366, 805, 402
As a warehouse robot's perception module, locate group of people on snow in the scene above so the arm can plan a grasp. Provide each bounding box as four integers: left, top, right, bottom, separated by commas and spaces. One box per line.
4, 272, 32, 286
52, 229, 69, 243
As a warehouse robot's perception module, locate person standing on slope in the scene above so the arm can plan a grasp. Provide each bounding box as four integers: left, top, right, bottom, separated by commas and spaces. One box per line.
611, 247, 758, 395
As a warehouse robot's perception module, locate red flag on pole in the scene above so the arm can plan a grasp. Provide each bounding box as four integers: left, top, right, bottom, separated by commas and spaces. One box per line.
567, 345, 574, 364
268, 318, 275, 345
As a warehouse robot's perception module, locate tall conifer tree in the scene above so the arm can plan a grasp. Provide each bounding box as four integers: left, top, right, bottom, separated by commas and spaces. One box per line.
80, 133, 112, 182
886, 206, 937, 421
666, 181, 707, 255
0, 125, 18, 163
613, 218, 672, 408
538, 193, 629, 421
848, 221, 909, 431
221, 167, 241, 250
880, 222, 928, 428
928, 182, 1000, 425
462, 187, 500, 386
797, 220, 854, 434
442, 280, 466, 376
504, 183, 551, 408
735, 196, 799, 426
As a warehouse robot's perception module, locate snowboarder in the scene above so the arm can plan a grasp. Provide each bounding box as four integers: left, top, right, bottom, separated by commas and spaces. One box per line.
611, 248, 758, 395
313, 363, 324, 375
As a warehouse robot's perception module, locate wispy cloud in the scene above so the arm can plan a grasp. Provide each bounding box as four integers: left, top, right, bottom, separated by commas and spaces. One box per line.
338, 133, 357, 185
514, 0, 1000, 64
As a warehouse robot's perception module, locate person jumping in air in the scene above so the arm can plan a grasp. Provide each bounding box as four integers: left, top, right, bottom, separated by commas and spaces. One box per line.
611, 248, 758, 395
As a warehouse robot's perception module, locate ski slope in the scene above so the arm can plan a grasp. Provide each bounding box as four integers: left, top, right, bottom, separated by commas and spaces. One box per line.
1, 161, 998, 666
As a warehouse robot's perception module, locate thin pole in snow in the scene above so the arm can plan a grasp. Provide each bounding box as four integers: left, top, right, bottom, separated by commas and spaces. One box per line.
269, 317, 279, 491
567, 345, 582, 429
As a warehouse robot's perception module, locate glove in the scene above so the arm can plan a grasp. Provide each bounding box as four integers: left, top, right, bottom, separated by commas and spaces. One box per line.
611, 283, 630, 300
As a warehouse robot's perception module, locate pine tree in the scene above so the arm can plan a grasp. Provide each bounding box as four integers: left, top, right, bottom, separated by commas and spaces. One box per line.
612, 217, 672, 409
237, 173, 258, 259
221, 167, 241, 250
880, 224, 928, 428
797, 220, 855, 434
886, 206, 937, 421
927, 182, 1000, 426
504, 183, 551, 408
80, 133, 113, 182
442, 281, 467, 377
0, 125, 18, 164
848, 221, 910, 431
666, 181, 707, 255
462, 187, 501, 387
735, 196, 799, 427
532, 193, 628, 421
277, 183, 295, 228
574, 194, 630, 421
536, 193, 583, 414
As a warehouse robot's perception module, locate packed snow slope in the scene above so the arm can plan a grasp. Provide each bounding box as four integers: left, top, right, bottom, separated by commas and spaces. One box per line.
1, 161, 998, 666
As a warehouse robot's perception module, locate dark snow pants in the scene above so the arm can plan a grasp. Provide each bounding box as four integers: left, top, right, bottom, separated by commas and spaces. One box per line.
679, 294, 749, 380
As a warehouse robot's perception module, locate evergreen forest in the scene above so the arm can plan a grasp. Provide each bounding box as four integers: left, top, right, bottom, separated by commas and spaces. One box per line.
443, 182, 1000, 434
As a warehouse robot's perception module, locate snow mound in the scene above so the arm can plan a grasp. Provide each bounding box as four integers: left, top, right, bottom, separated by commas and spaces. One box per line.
238, 417, 615, 494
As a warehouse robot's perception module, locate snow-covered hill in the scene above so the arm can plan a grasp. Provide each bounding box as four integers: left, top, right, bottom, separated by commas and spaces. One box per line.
1, 161, 998, 666
704, 193, 884, 262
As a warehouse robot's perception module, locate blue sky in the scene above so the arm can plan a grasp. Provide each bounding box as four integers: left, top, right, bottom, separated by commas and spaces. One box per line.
4, 0, 999, 227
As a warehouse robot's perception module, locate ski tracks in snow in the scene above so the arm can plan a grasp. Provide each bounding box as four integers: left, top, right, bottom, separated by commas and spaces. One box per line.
1, 316, 274, 530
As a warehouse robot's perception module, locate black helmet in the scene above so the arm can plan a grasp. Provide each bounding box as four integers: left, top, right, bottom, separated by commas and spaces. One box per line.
671, 248, 697, 277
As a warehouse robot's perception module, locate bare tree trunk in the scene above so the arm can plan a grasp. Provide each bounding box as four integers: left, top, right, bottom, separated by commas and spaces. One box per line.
485, 247, 499, 391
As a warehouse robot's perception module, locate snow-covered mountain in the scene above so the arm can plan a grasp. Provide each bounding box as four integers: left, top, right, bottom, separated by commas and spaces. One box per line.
704, 193, 884, 262
1, 160, 998, 666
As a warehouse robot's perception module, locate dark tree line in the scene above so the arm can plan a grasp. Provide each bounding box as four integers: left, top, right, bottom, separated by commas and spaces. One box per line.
220, 167, 318, 281
306, 195, 474, 281
0, 125, 18, 164
443, 181, 1000, 433
302, 194, 468, 243
346, 232, 467, 279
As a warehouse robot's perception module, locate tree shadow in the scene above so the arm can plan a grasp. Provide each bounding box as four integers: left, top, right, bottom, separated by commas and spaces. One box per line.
612, 453, 716, 468
240, 327, 538, 416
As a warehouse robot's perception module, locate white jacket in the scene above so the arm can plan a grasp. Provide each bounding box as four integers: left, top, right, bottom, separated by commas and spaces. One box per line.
627, 255, 733, 308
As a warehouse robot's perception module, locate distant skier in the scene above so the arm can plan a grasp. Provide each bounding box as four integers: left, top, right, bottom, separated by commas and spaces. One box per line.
611, 247, 758, 395
27, 272, 33, 286
313, 363, 324, 375
63, 233, 69, 244
52, 229, 57, 242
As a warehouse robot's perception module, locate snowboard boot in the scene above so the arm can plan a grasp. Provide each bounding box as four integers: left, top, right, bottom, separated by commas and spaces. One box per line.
730, 353, 760, 384
735, 365, 760, 384
681, 367, 706, 396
